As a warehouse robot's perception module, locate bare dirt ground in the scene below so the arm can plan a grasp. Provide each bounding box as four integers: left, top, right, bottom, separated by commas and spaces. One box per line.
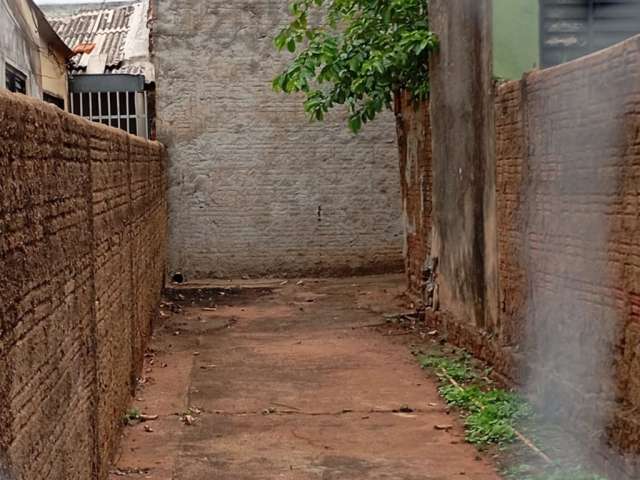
109, 275, 501, 479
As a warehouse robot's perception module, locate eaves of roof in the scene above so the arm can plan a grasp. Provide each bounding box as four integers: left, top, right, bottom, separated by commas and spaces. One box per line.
26, 0, 74, 59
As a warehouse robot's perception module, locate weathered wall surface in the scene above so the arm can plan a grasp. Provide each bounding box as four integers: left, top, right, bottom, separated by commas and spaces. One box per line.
0, 90, 95, 480
402, 33, 640, 471
152, 0, 403, 279
428, 0, 499, 331
494, 80, 527, 347
516, 38, 640, 473
0, 90, 167, 480
395, 93, 432, 297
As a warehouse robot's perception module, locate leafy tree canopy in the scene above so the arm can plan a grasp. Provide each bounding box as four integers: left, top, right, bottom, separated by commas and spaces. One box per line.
273, 0, 437, 133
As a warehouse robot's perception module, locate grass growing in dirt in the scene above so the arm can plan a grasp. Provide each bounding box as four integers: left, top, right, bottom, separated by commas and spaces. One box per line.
420, 354, 530, 446
122, 407, 141, 426
418, 351, 608, 480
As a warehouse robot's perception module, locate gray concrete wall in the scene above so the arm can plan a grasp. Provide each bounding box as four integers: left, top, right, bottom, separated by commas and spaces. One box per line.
152, 0, 403, 279
429, 0, 499, 331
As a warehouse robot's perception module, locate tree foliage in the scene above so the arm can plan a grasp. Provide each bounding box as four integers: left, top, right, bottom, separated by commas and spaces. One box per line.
273, 0, 437, 133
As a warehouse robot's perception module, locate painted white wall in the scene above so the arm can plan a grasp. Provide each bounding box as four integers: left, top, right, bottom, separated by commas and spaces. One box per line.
0, 0, 43, 98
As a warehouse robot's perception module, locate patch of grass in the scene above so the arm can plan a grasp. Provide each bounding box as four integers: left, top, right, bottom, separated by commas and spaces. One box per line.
419, 353, 608, 480
419, 354, 476, 384
123, 407, 141, 426
465, 391, 530, 445
420, 354, 530, 446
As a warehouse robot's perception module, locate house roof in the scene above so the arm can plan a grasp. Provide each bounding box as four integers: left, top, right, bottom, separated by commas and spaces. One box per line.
26, 0, 74, 60
44, 0, 154, 82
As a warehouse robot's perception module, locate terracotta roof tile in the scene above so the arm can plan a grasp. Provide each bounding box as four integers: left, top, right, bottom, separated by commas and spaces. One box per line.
46, 1, 154, 81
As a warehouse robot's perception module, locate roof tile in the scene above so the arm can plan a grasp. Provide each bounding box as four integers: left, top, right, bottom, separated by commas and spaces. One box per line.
46, 1, 153, 81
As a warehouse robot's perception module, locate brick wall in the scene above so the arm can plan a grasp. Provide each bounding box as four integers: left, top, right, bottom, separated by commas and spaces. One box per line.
152, 0, 403, 279
396, 93, 432, 297
512, 38, 640, 472
495, 80, 527, 346
402, 35, 640, 470
0, 91, 167, 480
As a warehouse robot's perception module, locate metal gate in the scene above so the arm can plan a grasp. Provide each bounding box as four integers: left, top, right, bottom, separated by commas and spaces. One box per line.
69, 73, 149, 139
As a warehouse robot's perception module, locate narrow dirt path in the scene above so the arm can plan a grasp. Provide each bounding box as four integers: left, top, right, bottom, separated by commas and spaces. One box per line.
110, 275, 501, 479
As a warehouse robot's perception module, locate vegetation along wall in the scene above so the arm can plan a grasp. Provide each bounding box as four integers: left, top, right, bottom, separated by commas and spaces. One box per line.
0, 91, 167, 480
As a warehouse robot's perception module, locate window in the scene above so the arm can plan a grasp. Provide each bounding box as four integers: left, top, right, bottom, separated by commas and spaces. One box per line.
43, 92, 65, 109
6, 64, 26, 94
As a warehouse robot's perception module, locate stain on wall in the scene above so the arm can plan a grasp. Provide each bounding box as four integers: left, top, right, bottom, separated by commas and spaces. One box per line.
428, 0, 499, 332
152, 0, 403, 279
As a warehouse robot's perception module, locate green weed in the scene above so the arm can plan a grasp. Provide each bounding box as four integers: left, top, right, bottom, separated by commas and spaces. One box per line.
420, 354, 530, 446
420, 354, 608, 479
122, 407, 141, 425
419, 354, 476, 383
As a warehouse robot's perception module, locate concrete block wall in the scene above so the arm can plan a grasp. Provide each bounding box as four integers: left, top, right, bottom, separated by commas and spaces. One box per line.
152, 0, 403, 279
0, 90, 167, 480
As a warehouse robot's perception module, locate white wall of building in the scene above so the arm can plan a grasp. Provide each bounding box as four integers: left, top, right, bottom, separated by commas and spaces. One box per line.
0, 0, 43, 99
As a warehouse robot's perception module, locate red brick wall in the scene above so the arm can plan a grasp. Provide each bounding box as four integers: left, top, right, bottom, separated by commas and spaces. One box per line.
517, 38, 640, 469
493, 37, 640, 471
0, 91, 167, 480
396, 93, 432, 297
402, 35, 640, 469
495, 80, 527, 346
0, 90, 97, 480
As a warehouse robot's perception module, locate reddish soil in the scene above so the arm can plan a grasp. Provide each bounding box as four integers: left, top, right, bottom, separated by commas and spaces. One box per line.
109, 275, 501, 479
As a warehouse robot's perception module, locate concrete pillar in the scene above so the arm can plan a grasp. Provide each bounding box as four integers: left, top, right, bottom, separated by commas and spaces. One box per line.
428, 0, 498, 331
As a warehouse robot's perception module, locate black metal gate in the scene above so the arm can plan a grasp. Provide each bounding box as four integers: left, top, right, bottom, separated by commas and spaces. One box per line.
69, 73, 149, 139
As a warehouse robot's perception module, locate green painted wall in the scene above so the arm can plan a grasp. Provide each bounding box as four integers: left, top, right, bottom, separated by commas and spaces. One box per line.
493, 0, 540, 80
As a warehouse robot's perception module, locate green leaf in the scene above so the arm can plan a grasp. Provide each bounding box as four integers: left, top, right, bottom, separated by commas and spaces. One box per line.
272, 76, 282, 92
273, 0, 436, 133
348, 114, 362, 133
